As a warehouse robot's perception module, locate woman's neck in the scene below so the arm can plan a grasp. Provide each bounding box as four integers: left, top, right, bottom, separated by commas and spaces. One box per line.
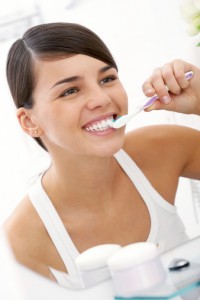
42, 153, 120, 209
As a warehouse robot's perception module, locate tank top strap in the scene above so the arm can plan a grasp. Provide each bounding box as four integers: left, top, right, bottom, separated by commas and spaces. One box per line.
114, 149, 175, 213
28, 175, 80, 279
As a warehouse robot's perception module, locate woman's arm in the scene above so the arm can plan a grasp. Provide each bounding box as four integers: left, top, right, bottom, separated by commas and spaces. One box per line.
142, 59, 200, 115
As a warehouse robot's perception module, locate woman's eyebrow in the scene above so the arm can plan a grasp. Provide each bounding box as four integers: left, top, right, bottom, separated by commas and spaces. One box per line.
99, 65, 113, 74
51, 65, 113, 89
51, 76, 80, 89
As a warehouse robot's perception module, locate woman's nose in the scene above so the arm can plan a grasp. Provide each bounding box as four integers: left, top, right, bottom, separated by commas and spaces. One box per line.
85, 87, 111, 110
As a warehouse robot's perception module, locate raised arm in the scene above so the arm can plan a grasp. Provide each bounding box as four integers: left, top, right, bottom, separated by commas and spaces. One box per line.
142, 59, 200, 115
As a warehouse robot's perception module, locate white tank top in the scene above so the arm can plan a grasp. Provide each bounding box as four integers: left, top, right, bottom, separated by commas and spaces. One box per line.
28, 149, 188, 289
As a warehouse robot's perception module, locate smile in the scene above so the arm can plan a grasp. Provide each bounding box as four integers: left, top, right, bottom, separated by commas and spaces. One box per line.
84, 116, 114, 132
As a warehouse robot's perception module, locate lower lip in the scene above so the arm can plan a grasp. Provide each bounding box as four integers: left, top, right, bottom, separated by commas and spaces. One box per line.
84, 127, 116, 136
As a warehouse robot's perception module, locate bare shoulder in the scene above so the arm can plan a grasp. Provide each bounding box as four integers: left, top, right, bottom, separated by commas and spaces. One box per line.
3, 195, 62, 280
124, 124, 199, 159
124, 124, 200, 178
3, 194, 47, 268
122, 124, 200, 203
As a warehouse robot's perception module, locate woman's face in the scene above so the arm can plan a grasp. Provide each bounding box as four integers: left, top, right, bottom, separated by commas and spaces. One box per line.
28, 54, 128, 157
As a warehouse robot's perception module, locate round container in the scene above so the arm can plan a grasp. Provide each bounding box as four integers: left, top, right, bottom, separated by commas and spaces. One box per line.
75, 244, 121, 288
107, 242, 166, 297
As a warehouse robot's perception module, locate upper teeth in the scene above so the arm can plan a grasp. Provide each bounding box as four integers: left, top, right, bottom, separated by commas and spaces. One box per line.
85, 117, 114, 132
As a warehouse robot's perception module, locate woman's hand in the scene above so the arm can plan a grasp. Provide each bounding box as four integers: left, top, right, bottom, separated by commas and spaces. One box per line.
142, 59, 200, 115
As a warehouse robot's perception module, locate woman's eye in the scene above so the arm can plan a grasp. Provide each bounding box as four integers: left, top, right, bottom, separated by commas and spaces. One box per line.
61, 88, 79, 97
100, 75, 116, 84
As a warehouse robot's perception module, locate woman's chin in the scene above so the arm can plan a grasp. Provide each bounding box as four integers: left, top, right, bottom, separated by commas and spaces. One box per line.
91, 140, 125, 157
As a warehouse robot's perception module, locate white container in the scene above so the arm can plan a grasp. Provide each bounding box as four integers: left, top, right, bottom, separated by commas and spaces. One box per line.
107, 242, 166, 297
75, 244, 121, 288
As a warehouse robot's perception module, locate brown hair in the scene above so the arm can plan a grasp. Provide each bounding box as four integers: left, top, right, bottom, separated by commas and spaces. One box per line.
6, 22, 118, 150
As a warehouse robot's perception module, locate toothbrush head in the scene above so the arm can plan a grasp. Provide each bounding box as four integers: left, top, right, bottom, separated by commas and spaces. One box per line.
108, 110, 140, 129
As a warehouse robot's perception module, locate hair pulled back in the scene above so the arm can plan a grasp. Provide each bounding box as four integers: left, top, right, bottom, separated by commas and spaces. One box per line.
6, 22, 118, 150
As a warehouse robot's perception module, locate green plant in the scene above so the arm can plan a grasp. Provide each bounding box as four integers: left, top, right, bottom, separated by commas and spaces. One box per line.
181, 0, 200, 45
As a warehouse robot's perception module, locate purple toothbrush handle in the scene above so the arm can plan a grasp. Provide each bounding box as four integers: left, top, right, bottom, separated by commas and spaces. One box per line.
185, 71, 193, 80
142, 71, 193, 110
142, 95, 158, 109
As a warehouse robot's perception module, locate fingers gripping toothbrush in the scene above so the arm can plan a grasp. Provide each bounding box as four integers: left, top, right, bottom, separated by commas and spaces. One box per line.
108, 71, 193, 129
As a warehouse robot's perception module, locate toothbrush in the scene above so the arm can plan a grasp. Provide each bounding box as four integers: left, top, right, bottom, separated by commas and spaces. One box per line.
109, 71, 193, 129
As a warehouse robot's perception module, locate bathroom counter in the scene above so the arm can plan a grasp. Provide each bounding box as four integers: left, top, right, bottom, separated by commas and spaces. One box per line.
1, 232, 200, 300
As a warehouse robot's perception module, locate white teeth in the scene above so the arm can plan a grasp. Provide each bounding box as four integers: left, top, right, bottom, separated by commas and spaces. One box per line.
85, 117, 114, 132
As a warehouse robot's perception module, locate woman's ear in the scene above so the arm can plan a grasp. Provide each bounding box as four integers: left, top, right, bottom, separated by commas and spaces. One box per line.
17, 108, 43, 137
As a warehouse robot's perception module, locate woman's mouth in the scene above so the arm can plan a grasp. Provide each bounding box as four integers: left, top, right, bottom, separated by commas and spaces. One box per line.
83, 115, 117, 132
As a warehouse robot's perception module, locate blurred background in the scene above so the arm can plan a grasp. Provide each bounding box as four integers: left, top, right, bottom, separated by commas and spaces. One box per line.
0, 0, 200, 237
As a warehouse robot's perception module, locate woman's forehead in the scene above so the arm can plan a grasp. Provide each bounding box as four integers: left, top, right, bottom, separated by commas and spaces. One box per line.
34, 54, 110, 80
32, 54, 112, 94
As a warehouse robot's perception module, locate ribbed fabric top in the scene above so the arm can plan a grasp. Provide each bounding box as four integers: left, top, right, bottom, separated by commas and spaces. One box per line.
28, 149, 188, 288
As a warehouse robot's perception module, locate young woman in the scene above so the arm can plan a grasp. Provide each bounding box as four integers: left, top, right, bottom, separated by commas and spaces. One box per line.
4, 22, 200, 289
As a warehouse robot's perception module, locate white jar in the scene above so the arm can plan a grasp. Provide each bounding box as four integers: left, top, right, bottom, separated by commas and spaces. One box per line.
107, 242, 166, 297
75, 244, 121, 288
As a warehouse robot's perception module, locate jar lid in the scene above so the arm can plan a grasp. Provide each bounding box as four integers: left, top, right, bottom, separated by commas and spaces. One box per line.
107, 242, 158, 271
75, 244, 121, 271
